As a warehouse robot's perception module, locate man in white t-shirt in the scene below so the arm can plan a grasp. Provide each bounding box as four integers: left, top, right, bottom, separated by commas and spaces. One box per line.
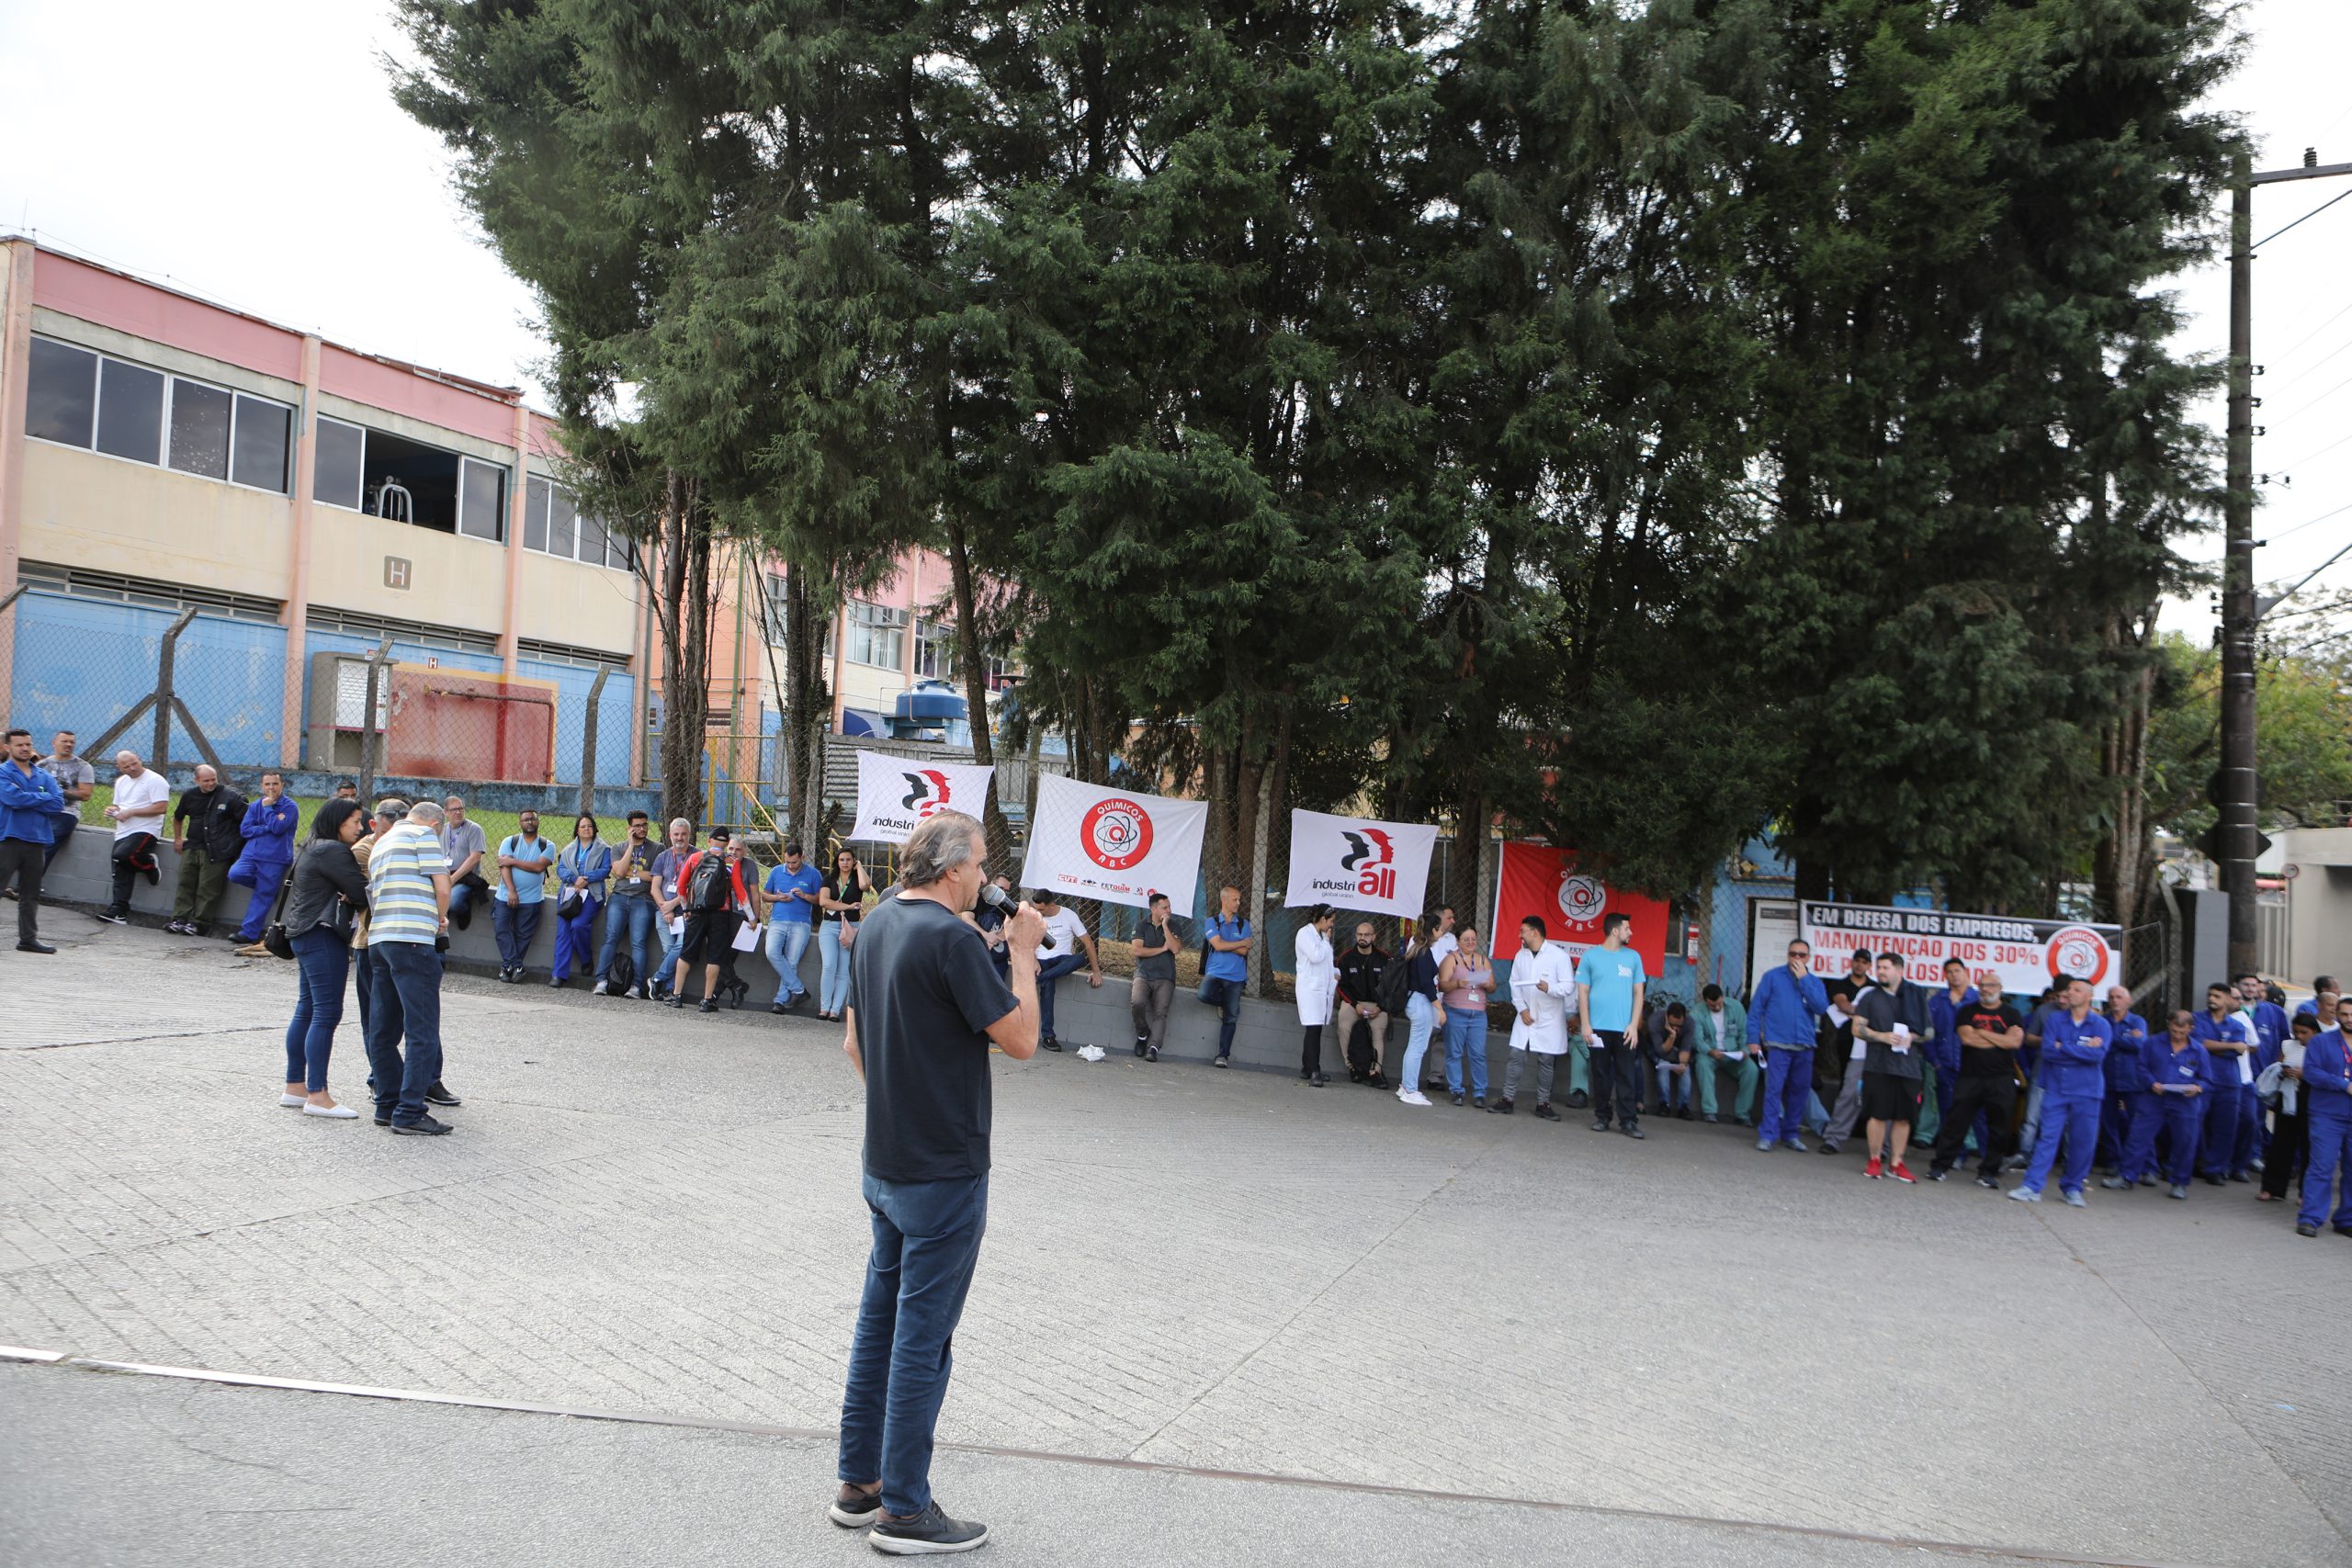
95, 750, 169, 924
1029, 890, 1101, 1053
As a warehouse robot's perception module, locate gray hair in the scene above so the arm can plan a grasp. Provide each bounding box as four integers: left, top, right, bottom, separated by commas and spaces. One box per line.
374, 798, 410, 823
406, 800, 446, 827
669, 817, 693, 834
899, 810, 985, 887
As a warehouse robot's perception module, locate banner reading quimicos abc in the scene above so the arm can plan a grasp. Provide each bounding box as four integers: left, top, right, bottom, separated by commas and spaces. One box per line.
1018, 773, 1207, 913
1799, 900, 2122, 998
1488, 840, 1669, 972
849, 750, 1000, 845
1283, 808, 1439, 919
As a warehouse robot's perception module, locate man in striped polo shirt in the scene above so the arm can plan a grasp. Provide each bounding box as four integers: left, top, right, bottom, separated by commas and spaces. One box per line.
363, 800, 455, 1135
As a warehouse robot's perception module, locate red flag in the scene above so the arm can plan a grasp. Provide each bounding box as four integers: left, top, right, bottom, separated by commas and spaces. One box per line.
1488, 841, 1669, 974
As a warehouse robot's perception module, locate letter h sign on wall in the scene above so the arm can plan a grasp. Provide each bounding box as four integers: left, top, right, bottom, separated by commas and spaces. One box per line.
384, 556, 412, 590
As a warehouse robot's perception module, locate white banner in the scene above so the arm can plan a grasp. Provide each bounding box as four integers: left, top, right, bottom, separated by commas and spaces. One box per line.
1283, 808, 1440, 919
1018, 773, 1207, 913
1798, 900, 2124, 1000
850, 750, 999, 845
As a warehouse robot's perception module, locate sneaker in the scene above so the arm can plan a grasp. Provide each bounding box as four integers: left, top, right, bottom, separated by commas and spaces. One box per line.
2062, 1189, 2086, 1208
828, 1485, 883, 1529
628, 985, 647, 1000
140, 859, 159, 886
1702, 1114, 1719, 1124
1780, 1139, 1805, 1153
2009, 1186, 2043, 1203
390, 1115, 453, 1136
1134, 1037, 1148, 1058
1146, 1047, 1158, 1063
1817, 1142, 1839, 1156
594, 981, 610, 996
1397, 1089, 1431, 1107
1473, 1095, 1486, 1110
1487, 1099, 1515, 1115
1566, 1090, 1589, 1109
1976, 1174, 2001, 1190
1533, 1102, 1562, 1122
164, 919, 187, 934
699, 998, 718, 1014
423, 1085, 461, 1107
1755, 1137, 1774, 1152
1592, 1118, 1611, 1132
1864, 1156, 1883, 1180
95, 909, 128, 925
2168, 1185, 2189, 1200
1928, 1168, 1949, 1182
2298, 1223, 2321, 1236
2100, 1176, 2133, 1191
1453, 1093, 1467, 1107
666, 994, 684, 1010
868, 1501, 988, 1556
1891, 1162, 1917, 1185
1623, 1124, 1645, 1140
771, 1002, 787, 1015
1213, 1055, 1229, 1069
1041, 1036, 1062, 1053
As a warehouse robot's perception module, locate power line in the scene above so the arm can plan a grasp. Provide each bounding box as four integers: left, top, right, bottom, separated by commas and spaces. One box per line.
2276, 427, 2352, 474
2253, 188, 2352, 250
2271, 333, 2352, 390
2266, 369, 2352, 433
2271, 302, 2352, 364
2265, 500, 2352, 544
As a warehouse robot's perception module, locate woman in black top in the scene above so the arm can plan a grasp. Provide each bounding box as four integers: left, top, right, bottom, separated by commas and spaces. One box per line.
280, 799, 368, 1119
816, 847, 872, 1021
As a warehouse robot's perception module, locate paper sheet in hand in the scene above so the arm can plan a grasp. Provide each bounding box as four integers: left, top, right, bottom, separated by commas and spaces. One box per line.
730, 919, 760, 953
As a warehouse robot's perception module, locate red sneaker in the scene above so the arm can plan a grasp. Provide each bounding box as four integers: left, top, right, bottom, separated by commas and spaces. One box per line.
1864, 1156, 1883, 1179
1891, 1162, 1917, 1185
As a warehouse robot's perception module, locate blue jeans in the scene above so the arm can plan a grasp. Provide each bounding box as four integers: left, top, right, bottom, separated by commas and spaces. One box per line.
1758, 1045, 1815, 1145
819, 920, 855, 1013
284, 928, 350, 1092
1654, 1057, 1693, 1112
43, 811, 80, 866
1197, 975, 1243, 1057
595, 895, 657, 989
839, 1170, 989, 1517
2018, 1092, 2101, 1197
362, 942, 445, 1127
757, 918, 809, 1002
1034, 953, 1086, 1042
1400, 993, 1437, 1089
492, 898, 543, 972
1442, 1007, 1488, 1097
654, 914, 684, 996
550, 894, 600, 982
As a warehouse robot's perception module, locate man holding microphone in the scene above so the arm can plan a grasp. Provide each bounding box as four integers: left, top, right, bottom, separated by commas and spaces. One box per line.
830, 809, 1042, 1555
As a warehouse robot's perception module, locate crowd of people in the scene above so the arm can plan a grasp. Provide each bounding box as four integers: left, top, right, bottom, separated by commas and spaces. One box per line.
5, 731, 2348, 1236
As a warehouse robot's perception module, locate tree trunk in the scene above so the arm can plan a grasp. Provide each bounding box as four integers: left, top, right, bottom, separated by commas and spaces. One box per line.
944, 520, 1011, 866
651, 470, 712, 828
1249, 705, 1294, 996
778, 562, 831, 849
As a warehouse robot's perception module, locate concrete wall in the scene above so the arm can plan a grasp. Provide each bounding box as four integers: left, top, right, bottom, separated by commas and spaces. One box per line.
19, 438, 293, 599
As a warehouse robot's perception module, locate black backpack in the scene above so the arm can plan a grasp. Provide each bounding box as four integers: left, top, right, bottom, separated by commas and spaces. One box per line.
1376, 946, 1414, 1014
605, 950, 636, 992
688, 853, 730, 909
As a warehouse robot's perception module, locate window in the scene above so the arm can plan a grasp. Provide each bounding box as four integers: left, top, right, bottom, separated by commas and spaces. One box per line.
845, 600, 907, 669
520, 473, 628, 569
17, 560, 282, 624
25, 338, 96, 446
232, 394, 290, 491
458, 456, 505, 541
96, 360, 164, 462
915, 617, 954, 680
314, 416, 365, 510
23, 335, 292, 493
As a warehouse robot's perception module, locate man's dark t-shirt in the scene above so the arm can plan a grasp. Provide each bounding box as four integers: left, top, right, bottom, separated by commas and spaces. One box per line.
849, 895, 1019, 1184
1954, 1000, 2024, 1080
1135, 917, 1179, 982
1856, 981, 1930, 1082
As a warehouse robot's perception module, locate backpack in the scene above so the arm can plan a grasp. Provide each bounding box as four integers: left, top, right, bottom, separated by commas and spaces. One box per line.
688, 853, 730, 909
605, 949, 637, 993
1376, 946, 1414, 1015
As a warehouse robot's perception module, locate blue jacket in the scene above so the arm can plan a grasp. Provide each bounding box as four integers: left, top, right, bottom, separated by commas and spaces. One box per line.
2190, 1010, 2254, 1081
557, 840, 612, 898
2143, 1037, 2213, 1097
2245, 999, 2289, 1060
1928, 987, 1978, 1073
2104, 1011, 2152, 1094
2304, 1031, 2352, 1106
238, 795, 300, 863
1747, 966, 1829, 1047
2039, 1010, 2113, 1100
0, 759, 65, 845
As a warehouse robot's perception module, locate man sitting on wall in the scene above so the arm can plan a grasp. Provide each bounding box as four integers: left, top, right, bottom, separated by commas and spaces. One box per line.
165, 764, 246, 938
228, 770, 300, 949
1029, 889, 1102, 1053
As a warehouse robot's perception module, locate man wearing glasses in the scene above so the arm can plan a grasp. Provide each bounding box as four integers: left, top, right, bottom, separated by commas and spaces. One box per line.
1747, 939, 1830, 1151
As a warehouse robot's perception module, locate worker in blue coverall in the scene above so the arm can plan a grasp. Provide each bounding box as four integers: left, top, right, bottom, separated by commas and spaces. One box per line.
2190, 982, 2258, 1184
228, 770, 300, 943
1924, 957, 1975, 1150
1747, 937, 1830, 1152
2295, 1015, 2352, 1238
2096, 985, 2150, 1171
2107, 1009, 2209, 1199
2010, 976, 2111, 1206
2233, 972, 2289, 1177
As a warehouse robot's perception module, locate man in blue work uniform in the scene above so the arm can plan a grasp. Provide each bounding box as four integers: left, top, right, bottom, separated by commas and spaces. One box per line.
2097, 985, 2150, 1172
2107, 1008, 2209, 1199
2010, 976, 2111, 1207
2190, 981, 2258, 1186
228, 770, 300, 944
2294, 1011, 2352, 1238
1924, 958, 1976, 1148
2233, 971, 2289, 1178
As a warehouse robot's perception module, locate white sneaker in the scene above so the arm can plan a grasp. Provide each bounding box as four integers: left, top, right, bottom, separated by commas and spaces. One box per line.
593, 980, 609, 996
302, 1101, 360, 1119
277, 1093, 306, 1108
1398, 1089, 1432, 1107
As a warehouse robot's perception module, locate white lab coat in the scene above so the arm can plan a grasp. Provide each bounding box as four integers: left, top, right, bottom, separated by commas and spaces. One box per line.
1294, 923, 1338, 1026
1508, 942, 1573, 1055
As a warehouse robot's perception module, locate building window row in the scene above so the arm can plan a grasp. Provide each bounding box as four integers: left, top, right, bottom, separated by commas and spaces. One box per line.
25, 335, 292, 494
523, 474, 632, 571
845, 600, 908, 669
313, 414, 505, 542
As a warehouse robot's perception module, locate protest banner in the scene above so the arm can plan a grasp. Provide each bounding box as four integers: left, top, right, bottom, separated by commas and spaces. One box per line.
1799, 900, 2122, 997
849, 750, 999, 845
1488, 840, 1669, 973
1283, 808, 1440, 918
1018, 773, 1208, 912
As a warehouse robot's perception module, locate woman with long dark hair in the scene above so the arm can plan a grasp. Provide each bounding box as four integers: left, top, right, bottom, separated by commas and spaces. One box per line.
549, 812, 610, 987
279, 797, 368, 1119
816, 847, 872, 1021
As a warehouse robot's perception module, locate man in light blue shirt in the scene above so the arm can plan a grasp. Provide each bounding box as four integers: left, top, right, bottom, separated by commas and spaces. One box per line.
1577, 912, 1649, 1138
1197, 884, 1252, 1066
762, 839, 822, 1011
491, 809, 556, 983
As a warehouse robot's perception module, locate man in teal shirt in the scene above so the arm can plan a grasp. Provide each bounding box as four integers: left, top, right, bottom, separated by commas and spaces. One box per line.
1577, 911, 1649, 1138
1692, 982, 1757, 1125
491, 809, 556, 982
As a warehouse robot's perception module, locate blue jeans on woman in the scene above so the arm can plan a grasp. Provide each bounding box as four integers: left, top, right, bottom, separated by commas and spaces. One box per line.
839, 1170, 989, 1518
819, 919, 855, 1013
1443, 1006, 1489, 1098
1400, 993, 1437, 1089
284, 927, 350, 1093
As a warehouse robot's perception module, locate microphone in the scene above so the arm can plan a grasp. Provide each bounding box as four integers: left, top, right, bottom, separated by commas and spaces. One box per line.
978, 883, 1015, 912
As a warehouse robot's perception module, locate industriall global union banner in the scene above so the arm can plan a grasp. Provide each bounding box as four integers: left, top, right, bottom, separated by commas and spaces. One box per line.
1283, 808, 1440, 919
1017, 773, 1208, 913
849, 750, 1001, 845
1799, 901, 2123, 998
1488, 840, 1669, 973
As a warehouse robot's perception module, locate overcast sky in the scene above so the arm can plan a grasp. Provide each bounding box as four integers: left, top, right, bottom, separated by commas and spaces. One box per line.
1, 0, 2345, 629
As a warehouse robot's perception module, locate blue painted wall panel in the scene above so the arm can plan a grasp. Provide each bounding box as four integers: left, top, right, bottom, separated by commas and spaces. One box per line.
9, 592, 286, 768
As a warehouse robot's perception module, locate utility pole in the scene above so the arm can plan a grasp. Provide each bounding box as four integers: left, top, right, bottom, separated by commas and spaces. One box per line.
2222, 148, 2352, 978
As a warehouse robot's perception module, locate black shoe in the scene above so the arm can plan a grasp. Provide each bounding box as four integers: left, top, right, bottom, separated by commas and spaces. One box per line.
452, 905, 472, 931
1566, 1089, 1589, 1109
424, 1085, 460, 1107
699, 998, 718, 1014
1134, 1038, 1148, 1057
372, 1111, 392, 1127
1928, 1168, 1948, 1182
1146, 1047, 1158, 1063
1976, 1174, 2000, 1190
1591, 1118, 1611, 1131
1213, 1055, 1229, 1068
17, 941, 55, 954
727, 979, 749, 1009
772, 1002, 788, 1015
2228, 1172, 2251, 1184
140, 860, 159, 886
95, 909, 128, 925
1533, 1102, 1561, 1122
1452, 1093, 1465, 1107
869, 1500, 988, 1556
390, 1115, 452, 1136
827, 1484, 883, 1529
1818, 1143, 1840, 1156
1676, 1106, 1693, 1122
548, 976, 565, 988
1042, 1036, 1062, 1052
1623, 1124, 1645, 1140
1310, 1072, 1325, 1088
2202, 1174, 2226, 1187
1488, 1099, 1515, 1115
2335, 1226, 2352, 1238
2298, 1223, 2320, 1236
1474, 1095, 1486, 1109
